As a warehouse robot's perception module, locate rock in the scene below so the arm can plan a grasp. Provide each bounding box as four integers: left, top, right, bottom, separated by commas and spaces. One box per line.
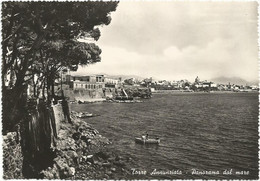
86, 155, 94, 164
64, 171, 68, 177
79, 140, 87, 148
28, 109, 126, 180
72, 132, 81, 140
55, 157, 69, 170
93, 130, 99, 135
106, 171, 112, 175
66, 150, 78, 159
86, 155, 93, 159
58, 129, 67, 138
68, 167, 75, 176
57, 138, 76, 151
53, 171, 59, 179
46, 172, 54, 179
6, 133, 13, 140
81, 156, 87, 161
81, 135, 90, 142
104, 174, 109, 179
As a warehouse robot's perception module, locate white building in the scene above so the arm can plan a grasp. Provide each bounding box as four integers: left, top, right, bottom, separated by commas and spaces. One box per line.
73, 80, 104, 90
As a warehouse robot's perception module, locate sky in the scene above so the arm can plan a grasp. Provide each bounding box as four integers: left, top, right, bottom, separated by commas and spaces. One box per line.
73, 1, 258, 83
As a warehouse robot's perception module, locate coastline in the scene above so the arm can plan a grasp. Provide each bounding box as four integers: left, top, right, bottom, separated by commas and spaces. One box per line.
3, 111, 131, 179
4, 92, 257, 179
41, 112, 131, 179
152, 90, 258, 94
69, 93, 258, 180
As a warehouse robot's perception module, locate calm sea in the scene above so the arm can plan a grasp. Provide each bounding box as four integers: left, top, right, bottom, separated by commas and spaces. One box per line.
71, 92, 259, 179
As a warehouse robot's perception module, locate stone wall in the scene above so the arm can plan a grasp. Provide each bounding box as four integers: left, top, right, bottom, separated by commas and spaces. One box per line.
52, 104, 65, 133
64, 89, 105, 102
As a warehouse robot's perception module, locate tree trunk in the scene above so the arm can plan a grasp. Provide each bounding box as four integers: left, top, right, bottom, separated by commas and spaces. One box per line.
51, 79, 55, 99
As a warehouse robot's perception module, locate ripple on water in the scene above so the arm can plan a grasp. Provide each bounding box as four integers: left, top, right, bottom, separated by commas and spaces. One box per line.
71, 93, 258, 179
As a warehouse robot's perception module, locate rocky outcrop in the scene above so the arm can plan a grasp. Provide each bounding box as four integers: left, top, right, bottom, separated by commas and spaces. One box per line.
40, 112, 130, 179
3, 109, 131, 179
3, 132, 23, 179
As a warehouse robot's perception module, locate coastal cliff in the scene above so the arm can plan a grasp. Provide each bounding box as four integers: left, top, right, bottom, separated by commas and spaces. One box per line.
3, 111, 130, 179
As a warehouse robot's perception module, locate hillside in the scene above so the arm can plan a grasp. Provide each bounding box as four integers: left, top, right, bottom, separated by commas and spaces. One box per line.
211, 76, 258, 85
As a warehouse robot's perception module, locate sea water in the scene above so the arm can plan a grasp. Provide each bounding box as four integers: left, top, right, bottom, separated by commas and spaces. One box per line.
71, 92, 258, 179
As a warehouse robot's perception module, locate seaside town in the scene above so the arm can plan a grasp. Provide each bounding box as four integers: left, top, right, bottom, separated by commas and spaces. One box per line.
57, 72, 259, 103
2, 1, 258, 180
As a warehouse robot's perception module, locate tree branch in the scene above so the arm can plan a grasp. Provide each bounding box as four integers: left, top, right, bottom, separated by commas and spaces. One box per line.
2, 24, 23, 43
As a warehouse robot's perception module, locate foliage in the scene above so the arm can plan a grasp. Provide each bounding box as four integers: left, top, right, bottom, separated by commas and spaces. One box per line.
125, 88, 152, 98
124, 78, 134, 85
2, 1, 118, 131
2, 3, 119, 179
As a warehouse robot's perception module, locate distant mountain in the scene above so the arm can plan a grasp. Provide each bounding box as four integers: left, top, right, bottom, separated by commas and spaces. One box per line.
101, 74, 144, 80
211, 76, 258, 85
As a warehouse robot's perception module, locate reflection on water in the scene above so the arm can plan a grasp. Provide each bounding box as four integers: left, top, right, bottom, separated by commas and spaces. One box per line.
71, 92, 258, 179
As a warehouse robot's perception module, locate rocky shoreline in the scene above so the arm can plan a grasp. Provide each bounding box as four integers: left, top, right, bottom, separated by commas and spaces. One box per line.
71, 99, 144, 104
3, 132, 23, 179
3, 112, 132, 179
41, 112, 132, 179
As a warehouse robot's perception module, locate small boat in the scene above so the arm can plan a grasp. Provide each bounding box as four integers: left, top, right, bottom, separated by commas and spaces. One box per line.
77, 112, 93, 118
115, 96, 134, 101
135, 137, 160, 144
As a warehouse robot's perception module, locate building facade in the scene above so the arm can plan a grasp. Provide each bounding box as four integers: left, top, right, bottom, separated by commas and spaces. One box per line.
71, 75, 120, 90
72, 75, 105, 90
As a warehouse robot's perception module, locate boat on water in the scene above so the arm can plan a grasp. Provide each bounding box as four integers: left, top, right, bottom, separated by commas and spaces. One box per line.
135, 137, 160, 144
77, 112, 93, 118
115, 96, 134, 101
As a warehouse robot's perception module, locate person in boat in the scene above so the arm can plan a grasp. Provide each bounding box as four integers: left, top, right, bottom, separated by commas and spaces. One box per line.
142, 135, 146, 140
141, 133, 149, 140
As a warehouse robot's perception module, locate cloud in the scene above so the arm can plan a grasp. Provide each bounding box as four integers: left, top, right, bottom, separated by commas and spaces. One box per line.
99, 1, 257, 54
75, 36, 258, 83
74, 1, 258, 83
